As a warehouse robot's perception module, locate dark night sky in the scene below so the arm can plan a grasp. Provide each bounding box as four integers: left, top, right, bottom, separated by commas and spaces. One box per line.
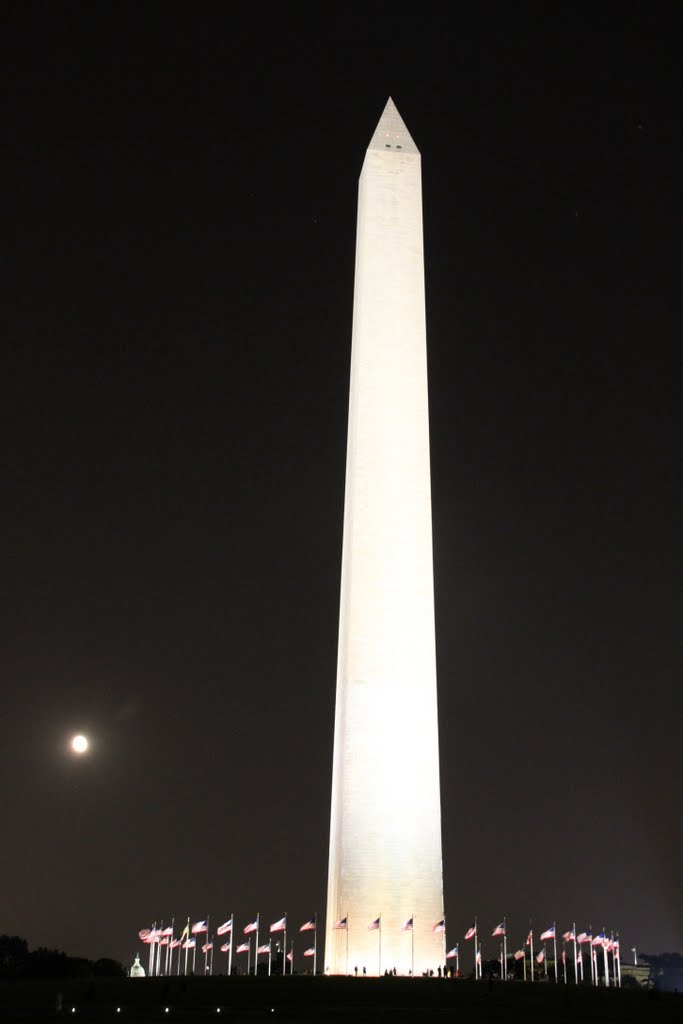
2, 3, 680, 968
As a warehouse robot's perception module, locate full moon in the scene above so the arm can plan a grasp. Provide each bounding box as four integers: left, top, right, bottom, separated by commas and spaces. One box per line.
71, 734, 89, 754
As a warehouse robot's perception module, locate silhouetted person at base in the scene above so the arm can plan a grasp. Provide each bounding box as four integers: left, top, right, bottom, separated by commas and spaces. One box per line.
354, 965, 358, 977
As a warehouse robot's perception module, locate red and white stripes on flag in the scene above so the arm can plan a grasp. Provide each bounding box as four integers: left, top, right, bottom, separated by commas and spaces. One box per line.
492, 922, 505, 937
236, 942, 250, 954
244, 919, 259, 934
332, 917, 347, 930
270, 916, 286, 933
257, 943, 271, 955
402, 917, 414, 931
464, 924, 476, 940
368, 918, 381, 931
300, 918, 316, 932
220, 943, 231, 953
217, 920, 232, 936
514, 950, 525, 960
303, 948, 315, 957
432, 919, 446, 934
191, 921, 207, 934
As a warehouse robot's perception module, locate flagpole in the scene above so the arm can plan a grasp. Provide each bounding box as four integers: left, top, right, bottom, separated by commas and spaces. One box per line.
616, 938, 621, 988
346, 911, 349, 976
268, 941, 272, 978
255, 914, 260, 977
573, 923, 577, 984
602, 932, 609, 988
229, 915, 234, 978
522, 949, 526, 981
475, 917, 481, 978
530, 926, 534, 983
503, 918, 507, 980
205, 915, 210, 976
313, 913, 317, 978
411, 913, 414, 978
247, 936, 251, 977
283, 915, 287, 978
378, 915, 381, 978
442, 914, 446, 970
553, 925, 558, 983
184, 918, 190, 976
562, 941, 567, 983
148, 923, 155, 977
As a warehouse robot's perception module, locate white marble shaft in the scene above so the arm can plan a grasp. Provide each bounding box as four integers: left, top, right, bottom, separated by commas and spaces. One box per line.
325, 99, 444, 976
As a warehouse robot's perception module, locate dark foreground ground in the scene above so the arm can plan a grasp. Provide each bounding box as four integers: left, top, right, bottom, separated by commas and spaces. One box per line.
0, 975, 679, 1024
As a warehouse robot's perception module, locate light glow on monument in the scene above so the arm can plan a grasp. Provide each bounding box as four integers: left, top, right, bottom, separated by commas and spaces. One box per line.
325, 99, 444, 976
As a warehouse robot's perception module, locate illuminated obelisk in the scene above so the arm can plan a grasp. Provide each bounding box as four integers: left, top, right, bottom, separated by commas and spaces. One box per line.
325, 99, 444, 975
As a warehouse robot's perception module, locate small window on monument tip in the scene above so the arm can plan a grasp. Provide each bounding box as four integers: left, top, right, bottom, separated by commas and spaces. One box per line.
397, 145, 402, 149
385, 143, 391, 148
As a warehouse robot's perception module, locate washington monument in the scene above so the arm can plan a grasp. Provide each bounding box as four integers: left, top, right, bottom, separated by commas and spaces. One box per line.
325, 99, 444, 975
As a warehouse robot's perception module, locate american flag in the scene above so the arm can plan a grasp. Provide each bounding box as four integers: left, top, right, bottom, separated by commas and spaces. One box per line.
303, 948, 315, 957
464, 923, 476, 940
492, 922, 505, 937
162, 926, 173, 936
563, 929, 575, 942
402, 917, 414, 931
591, 932, 606, 946
217, 920, 232, 936
300, 918, 316, 932
270, 916, 286, 933
182, 939, 196, 949
446, 946, 459, 959
286, 951, 293, 962
257, 943, 271, 954
244, 919, 259, 934
236, 941, 250, 954
476, 949, 481, 964
201, 943, 213, 954
577, 932, 592, 944
332, 917, 347, 930
432, 919, 446, 934
540, 926, 555, 940
536, 948, 545, 963
170, 940, 181, 949
139, 929, 151, 942
159, 938, 169, 946
514, 950, 525, 960
368, 918, 381, 931
220, 943, 231, 953
525, 930, 533, 946
192, 921, 207, 934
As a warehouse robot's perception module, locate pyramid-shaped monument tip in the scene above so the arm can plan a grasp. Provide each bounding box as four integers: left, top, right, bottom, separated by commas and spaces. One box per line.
368, 97, 419, 155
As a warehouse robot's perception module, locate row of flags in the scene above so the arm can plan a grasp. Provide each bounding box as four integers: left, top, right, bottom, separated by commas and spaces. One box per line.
332, 915, 445, 933
451, 919, 623, 986
139, 915, 623, 986
140, 915, 321, 977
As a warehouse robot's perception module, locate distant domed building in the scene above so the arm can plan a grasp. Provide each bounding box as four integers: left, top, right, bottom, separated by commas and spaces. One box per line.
129, 954, 146, 978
